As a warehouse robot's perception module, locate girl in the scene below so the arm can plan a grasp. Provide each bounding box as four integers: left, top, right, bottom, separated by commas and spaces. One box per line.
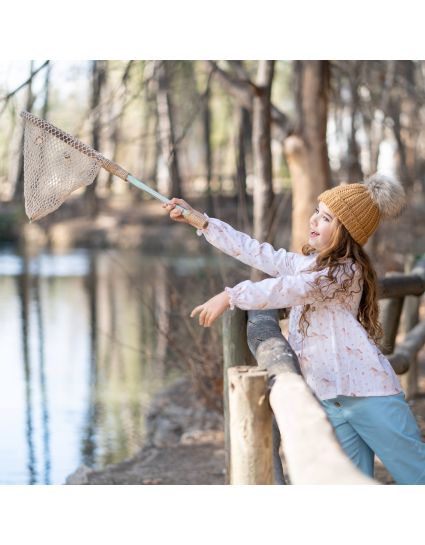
163, 173, 425, 484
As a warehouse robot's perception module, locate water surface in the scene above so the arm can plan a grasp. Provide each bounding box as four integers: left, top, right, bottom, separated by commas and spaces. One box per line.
0, 246, 238, 484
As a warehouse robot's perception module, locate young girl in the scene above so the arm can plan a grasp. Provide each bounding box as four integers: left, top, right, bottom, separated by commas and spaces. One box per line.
163, 173, 425, 485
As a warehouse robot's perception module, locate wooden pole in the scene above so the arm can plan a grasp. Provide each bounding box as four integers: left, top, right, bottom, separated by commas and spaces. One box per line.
399, 256, 421, 398
387, 319, 425, 375
222, 309, 256, 483
228, 366, 273, 485
379, 273, 405, 355
378, 273, 425, 298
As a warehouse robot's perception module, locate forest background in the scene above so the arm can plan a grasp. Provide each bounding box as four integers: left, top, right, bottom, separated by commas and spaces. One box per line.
1, 59, 424, 255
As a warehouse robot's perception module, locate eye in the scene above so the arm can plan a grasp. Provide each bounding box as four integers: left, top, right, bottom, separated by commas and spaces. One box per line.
314, 208, 319, 214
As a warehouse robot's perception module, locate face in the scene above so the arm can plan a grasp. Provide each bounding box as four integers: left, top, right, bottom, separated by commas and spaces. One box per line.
308, 201, 338, 251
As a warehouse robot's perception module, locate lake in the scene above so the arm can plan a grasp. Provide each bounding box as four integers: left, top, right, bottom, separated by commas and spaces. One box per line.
0, 245, 240, 484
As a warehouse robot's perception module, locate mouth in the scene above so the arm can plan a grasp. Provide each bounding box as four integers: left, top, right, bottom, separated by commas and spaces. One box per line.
310, 231, 319, 238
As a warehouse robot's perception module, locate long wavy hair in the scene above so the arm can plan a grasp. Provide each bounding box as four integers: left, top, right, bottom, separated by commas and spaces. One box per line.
299, 221, 383, 346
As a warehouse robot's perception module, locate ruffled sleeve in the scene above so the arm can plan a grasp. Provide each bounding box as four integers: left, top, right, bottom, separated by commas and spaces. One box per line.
197, 216, 301, 277
224, 262, 361, 310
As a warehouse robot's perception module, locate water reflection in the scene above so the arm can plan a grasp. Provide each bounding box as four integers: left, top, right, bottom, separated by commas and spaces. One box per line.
0, 246, 236, 484
32, 256, 52, 485
81, 249, 99, 468
15, 251, 36, 484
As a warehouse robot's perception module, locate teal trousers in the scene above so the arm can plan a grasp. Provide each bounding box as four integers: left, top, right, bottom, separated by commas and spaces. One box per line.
320, 392, 425, 484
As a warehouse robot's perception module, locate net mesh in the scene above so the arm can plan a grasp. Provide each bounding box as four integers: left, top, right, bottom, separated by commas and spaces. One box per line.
22, 113, 102, 221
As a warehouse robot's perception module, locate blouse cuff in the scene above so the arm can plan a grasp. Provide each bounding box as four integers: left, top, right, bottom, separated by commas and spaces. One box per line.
224, 286, 237, 310
196, 213, 211, 236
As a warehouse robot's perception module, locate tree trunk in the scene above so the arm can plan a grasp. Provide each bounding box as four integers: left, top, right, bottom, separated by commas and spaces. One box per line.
107, 61, 133, 191
86, 60, 107, 216
284, 61, 331, 252
203, 85, 214, 216
141, 60, 158, 193
395, 61, 417, 190
155, 61, 182, 197
252, 60, 275, 245
389, 97, 411, 188
13, 61, 35, 202
41, 61, 51, 120
369, 60, 396, 173
235, 106, 251, 233
346, 62, 363, 182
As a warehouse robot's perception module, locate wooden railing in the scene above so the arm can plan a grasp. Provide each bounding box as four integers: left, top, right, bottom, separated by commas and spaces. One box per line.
223, 255, 425, 484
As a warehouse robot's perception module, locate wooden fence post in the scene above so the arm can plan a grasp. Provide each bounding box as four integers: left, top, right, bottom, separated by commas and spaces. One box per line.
379, 273, 405, 355
228, 366, 273, 484
399, 256, 421, 398
222, 309, 256, 484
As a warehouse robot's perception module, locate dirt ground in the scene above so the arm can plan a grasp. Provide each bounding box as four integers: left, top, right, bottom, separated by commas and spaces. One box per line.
66, 433, 225, 485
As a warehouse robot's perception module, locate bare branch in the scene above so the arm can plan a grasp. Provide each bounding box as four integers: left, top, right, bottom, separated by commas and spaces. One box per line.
206, 60, 253, 109
0, 60, 49, 108
207, 60, 293, 140
227, 60, 253, 82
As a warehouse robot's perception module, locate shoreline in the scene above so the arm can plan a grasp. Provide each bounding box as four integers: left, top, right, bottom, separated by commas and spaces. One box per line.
65, 377, 225, 485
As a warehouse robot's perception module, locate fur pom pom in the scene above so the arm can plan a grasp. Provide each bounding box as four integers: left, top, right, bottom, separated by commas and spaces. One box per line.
363, 173, 406, 219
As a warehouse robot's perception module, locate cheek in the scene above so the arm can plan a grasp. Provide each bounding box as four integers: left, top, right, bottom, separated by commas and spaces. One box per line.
323, 223, 334, 239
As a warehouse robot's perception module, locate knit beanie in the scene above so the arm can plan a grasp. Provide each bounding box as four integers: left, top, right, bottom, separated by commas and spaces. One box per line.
318, 173, 406, 245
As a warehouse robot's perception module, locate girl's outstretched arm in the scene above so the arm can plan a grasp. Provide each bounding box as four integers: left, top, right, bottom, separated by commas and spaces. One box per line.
163, 198, 300, 277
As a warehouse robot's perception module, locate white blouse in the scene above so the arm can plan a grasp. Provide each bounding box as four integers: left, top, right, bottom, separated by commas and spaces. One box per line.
197, 217, 403, 401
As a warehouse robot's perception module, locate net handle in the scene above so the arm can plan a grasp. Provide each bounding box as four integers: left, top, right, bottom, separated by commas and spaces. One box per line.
20, 111, 208, 230
126, 175, 208, 230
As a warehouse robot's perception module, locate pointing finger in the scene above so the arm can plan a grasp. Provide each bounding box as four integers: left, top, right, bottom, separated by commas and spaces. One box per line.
190, 305, 203, 318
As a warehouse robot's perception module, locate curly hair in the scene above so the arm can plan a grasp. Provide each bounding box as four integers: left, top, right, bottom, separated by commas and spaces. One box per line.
299, 221, 383, 346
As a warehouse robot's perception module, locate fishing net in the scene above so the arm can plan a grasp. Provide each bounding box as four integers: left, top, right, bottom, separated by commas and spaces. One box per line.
22, 112, 103, 221
20, 111, 208, 229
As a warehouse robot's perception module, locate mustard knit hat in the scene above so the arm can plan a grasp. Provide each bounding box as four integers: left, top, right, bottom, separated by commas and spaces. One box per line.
318, 173, 406, 245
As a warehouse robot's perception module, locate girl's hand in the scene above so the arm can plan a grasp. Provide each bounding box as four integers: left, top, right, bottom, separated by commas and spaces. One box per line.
162, 197, 193, 224
190, 291, 230, 327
